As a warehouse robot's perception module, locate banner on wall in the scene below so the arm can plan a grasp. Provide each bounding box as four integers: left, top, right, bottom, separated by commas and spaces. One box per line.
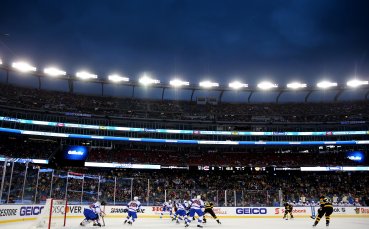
0, 205, 368, 223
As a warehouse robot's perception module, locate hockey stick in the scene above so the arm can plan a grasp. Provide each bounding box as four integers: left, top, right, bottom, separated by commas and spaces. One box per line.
101, 205, 106, 226
101, 215, 105, 227
310, 204, 316, 219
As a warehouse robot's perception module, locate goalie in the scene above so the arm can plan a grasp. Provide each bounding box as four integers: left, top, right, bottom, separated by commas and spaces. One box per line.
80, 200, 106, 227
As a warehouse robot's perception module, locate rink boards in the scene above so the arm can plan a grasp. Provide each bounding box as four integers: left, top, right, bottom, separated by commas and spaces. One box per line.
1, 205, 368, 224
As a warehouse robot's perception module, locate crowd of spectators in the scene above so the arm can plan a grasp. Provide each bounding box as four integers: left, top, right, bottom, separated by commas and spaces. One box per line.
0, 83, 368, 207
1, 162, 368, 207
1, 136, 367, 167
0, 137, 368, 207
1, 83, 369, 123
88, 147, 367, 167
0, 135, 58, 159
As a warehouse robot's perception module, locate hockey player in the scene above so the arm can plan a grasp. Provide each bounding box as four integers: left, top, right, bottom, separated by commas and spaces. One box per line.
313, 196, 334, 227
203, 201, 221, 224
185, 195, 205, 228
80, 200, 106, 227
160, 199, 173, 218
124, 196, 141, 225
172, 200, 189, 224
283, 202, 294, 220
173, 199, 179, 213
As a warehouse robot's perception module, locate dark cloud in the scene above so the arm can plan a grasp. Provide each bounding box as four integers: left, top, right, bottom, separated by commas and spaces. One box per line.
0, 0, 368, 85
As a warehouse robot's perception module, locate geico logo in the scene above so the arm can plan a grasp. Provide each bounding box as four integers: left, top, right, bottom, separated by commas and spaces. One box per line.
152, 207, 163, 212
20, 206, 44, 216
0, 209, 18, 216
69, 206, 82, 214
236, 208, 267, 214
110, 208, 127, 213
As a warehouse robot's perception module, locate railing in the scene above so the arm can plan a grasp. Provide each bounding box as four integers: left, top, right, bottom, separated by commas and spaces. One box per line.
1, 106, 368, 133
0, 157, 283, 206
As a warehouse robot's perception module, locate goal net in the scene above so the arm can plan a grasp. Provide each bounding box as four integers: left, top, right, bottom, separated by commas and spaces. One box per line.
31, 199, 68, 229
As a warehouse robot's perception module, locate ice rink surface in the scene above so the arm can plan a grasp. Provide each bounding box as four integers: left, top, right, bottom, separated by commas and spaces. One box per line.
1, 217, 368, 229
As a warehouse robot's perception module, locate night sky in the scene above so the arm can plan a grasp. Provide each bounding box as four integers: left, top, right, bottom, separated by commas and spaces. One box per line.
1, 0, 369, 87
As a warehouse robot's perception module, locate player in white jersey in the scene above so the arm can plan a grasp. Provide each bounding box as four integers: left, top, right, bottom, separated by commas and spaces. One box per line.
124, 196, 141, 225
185, 195, 204, 228
160, 199, 173, 218
172, 200, 189, 224
80, 201, 106, 227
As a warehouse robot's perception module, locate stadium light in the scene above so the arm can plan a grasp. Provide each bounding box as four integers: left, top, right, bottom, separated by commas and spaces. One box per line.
287, 82, 307, 89
139, 74, 160, 85
199, 81, 219, 88
229, 81, 248, 89
44, 67, 66, 77
12, 61, 37, 72
347, 79, 368, 87
0, 58, 2, 65
108, 74, 129, 83
76, 71, 98, 80
170, 79, 189, 87
257, 81, 278, 90
317, 81, 337, 89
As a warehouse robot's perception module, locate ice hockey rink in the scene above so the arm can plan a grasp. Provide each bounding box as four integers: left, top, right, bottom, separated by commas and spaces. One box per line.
1, 217, 368, 229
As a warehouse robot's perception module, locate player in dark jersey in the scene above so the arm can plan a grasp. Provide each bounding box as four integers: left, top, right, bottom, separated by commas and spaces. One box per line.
203, 201, 221, 224
173, 199, 178, 213
313, 196, 333, 227
283, 202, 294, 220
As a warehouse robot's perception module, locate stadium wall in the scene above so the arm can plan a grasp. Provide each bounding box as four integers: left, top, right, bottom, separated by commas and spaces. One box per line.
0, 205, 368, 224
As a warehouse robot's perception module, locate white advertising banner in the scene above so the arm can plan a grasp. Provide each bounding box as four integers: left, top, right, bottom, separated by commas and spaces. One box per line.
1, 205, 368, 224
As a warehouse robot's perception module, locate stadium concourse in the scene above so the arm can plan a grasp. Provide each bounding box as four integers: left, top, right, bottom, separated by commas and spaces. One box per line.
1, 218, 369, 229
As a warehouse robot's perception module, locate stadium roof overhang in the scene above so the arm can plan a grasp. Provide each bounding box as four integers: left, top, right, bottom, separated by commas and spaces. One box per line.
1, 64, 369, 103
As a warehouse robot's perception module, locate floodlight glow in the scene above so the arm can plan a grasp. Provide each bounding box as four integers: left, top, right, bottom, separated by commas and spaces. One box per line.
257, 81, 278, 90
199, 81, 219, 88
44, 67, 66, 76
347, 79, 368, 87
108, 74, 129, 83
317, 81, 337, 89
12, 61, 37, 72
170, 79, 189, 87
139, 75, 160, 85
76, 71, 98, 80
287, 82, 307, 89
229, 81, 248, 89
0, 59, 2, 65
